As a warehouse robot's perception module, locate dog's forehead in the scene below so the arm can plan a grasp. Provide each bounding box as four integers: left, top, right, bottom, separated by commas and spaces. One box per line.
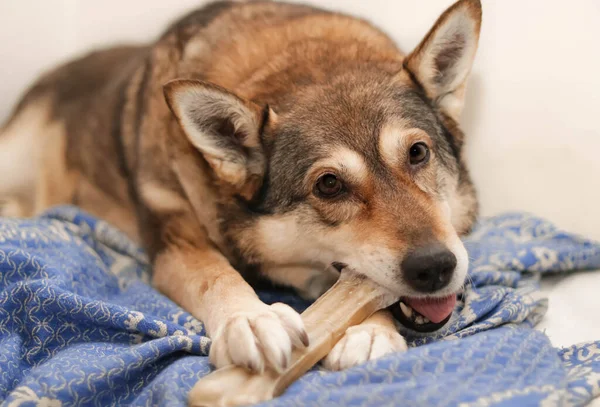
258, 77, 451, 212
271, 79, 441, 169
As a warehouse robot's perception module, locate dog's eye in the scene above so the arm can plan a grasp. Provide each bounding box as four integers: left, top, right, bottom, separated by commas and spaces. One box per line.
409, 142, 430, 165
315, 173, 344, 198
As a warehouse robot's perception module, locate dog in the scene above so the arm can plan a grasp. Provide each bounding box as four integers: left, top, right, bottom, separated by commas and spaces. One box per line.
0, 0, 480, 372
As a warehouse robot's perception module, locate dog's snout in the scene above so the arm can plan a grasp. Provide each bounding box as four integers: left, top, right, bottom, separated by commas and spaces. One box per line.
402, 243, 457, 293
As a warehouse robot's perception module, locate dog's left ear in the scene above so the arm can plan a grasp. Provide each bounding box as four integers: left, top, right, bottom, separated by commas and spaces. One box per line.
404, 0, 482, 120
164, 79, 273, 200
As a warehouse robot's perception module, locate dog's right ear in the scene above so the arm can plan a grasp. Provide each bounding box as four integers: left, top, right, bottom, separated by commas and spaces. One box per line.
403, 0, 482, 120
164, 80, 273, 200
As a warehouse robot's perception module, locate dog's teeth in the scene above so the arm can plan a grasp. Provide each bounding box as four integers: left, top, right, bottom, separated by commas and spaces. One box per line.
422, 317, 430, 324
399, 303, 412, 318
415, 316, 425, 325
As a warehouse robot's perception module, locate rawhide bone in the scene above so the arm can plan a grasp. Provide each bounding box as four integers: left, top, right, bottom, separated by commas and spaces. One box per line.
188, 266, 399, 407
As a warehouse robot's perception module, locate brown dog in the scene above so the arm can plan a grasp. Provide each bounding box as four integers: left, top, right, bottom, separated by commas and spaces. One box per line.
0, 0, 480, 372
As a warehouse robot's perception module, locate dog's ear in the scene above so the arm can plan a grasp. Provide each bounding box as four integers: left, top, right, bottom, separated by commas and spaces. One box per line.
164, 79, 273, 200
404, 0, 482, 120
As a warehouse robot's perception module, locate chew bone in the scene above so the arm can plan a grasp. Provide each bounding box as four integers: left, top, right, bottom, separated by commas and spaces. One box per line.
188, 267, 399, 407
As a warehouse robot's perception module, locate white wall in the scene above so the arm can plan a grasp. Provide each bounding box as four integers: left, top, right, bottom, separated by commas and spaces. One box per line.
1, 0, 599, 240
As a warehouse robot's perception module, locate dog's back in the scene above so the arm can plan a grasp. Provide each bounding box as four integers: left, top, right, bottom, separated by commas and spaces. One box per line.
0, 46, 146, 236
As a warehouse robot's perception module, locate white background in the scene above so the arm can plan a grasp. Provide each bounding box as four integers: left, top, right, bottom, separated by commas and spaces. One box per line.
1, 0, 599, 348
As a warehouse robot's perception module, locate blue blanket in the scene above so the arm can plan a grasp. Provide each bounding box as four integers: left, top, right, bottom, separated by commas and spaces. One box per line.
1, 206, 600, 407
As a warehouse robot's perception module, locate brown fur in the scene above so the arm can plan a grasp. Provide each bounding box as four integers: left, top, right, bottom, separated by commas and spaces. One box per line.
0, 0, 482, 373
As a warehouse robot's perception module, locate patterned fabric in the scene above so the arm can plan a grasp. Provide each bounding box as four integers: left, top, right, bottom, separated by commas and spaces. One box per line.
0, 206, 599, 407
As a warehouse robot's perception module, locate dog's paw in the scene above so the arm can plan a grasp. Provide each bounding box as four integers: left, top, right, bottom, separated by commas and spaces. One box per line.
209, 302, 308, 373
322, 323, 407, 371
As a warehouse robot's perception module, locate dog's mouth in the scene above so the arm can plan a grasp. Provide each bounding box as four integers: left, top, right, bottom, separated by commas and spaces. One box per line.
329, 262, 455, 332
388, 295, 456, 333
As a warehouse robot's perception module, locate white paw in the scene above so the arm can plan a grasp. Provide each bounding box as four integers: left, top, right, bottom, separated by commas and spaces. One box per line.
209, 302, 308, 373
322, 323, 408, 371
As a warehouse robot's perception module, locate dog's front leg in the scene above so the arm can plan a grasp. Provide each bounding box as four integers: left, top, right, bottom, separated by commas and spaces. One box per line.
322, 309, 407, 371
152, 224, 308, 373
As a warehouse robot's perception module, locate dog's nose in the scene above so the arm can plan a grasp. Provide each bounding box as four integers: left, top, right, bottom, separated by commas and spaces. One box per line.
401, 243, 457, 293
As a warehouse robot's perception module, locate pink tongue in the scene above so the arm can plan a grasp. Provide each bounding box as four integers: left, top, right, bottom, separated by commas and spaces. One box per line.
404, 295, 457, 324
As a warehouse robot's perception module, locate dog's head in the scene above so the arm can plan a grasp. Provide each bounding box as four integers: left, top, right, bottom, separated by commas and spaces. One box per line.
165, 0, 481, 330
